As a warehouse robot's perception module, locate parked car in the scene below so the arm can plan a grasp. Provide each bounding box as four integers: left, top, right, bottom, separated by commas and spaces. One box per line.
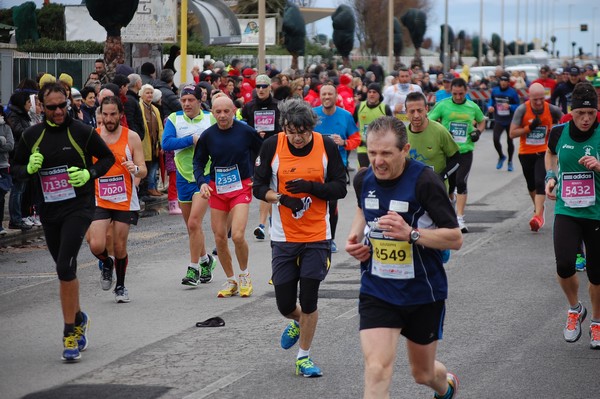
505, 64, 540, 82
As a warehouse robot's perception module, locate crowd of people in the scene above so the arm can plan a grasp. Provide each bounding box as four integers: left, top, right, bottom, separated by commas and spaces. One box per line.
2, 54, 600, 399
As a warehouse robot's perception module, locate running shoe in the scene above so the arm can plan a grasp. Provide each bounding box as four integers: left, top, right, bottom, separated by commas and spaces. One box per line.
331, 240, 338, 253
281, 320, 300, 349
217, 279, 238, 298
239, 274, 253, 297
31, 214, 42, 226
564, 303, 587, 342
22, 217, 35, 227
295, 356, 323, 377
254, 224, 265, 240
100, 256, 115, 291
182, 266, 200, 286
496, 155, 507, 170
74, 311, 90, 351
0, 227, 7, 236
457, 216, 468, 233
507, 161, 513, 172
575, 254, 586, 272
434, 372, 459, 399
8, 220, 32, 230
199, 254, 217, 284
61, 334, 81, 362
529, 215, 544, 232
114, 285, 130, 303
590, 323, 600, 349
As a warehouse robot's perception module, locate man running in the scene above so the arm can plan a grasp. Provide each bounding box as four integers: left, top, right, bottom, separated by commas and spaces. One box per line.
487, 72, 520, 171
194, 95, 263, 298
12, 82, 115, 361
383, 67, 423, 125
545, 82, 600, 349
87, 96, 147, 303
509, 83, 562, 231
346, 116, 462, 399
253, 98, 347, 377
162, 84, 217, 287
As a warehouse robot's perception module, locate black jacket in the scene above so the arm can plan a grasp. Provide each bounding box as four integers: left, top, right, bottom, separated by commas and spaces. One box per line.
124, 90, 144, 140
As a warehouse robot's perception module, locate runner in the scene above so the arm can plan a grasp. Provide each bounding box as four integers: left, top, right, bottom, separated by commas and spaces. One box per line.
487, 72, 520, 171
162, 84, 217, 287
253, 98, 347, 377
346, 116, 462, 398
11, 82, 115, 361
194, 95, 263, 298
509, 83, 563, 231
87, 96, 147, 303
545, 82, 600, 349
382, 67, 423, 125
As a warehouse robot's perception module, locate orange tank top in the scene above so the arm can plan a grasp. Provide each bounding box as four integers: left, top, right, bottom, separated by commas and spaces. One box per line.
95, 127, 140, 211
270, 132, 330, 243
519, 101, 553, 154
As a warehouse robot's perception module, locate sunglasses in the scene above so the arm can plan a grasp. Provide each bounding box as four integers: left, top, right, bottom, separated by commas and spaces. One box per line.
44, 102, 68, 111
256, 84, 269, 89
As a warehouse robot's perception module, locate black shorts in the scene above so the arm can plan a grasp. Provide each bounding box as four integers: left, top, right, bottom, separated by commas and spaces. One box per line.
359, 294, 445, 345
271, 240, 331, 285
93, 207, 139, 225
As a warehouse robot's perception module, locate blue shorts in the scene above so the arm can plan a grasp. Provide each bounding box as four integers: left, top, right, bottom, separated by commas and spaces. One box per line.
176, 170, 200, 203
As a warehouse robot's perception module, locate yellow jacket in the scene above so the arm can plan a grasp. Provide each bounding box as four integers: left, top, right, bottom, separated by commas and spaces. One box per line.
139, 100, 164, 161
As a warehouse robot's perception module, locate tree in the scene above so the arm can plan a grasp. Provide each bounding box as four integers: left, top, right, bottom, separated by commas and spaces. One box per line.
12, 2, 39, 45
332, 5, 355, 67
401, 8, 427, 68
471, 35, 489, 65
86, 0, 139, 81
456, 30, 466, 66
37, 3, 65, 41
490, 33, 510, 64
393, 17, 403, 58
234, 0, 287, 15
281, 3, 306, 70
438, 24, 454, 67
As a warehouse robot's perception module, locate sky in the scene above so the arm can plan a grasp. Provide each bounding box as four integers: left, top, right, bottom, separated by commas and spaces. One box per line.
3, 0, 599, 59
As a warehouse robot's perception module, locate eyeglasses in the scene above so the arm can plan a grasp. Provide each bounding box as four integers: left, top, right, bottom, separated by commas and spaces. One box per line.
284, 126, 310, 136
256, 84, 269, 89
44, 102, 68, 111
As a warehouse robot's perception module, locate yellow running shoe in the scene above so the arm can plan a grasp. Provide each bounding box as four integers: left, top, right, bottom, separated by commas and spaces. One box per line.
239, 273, 253, 297
217, 279, 238, 298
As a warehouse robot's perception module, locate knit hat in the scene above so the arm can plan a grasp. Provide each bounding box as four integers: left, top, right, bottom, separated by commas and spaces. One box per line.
367, 82, 383, 101
141, 62, 156, 76
71, 88, 82, 100
152, 88, 162, 103
571, 82, 598, 110
39, 73, 56, 88
115, 63, 134, 76
255, 74, 271, 85
243, 68, 255, 77
339, 74, 352, 86
59, 73, 73, 87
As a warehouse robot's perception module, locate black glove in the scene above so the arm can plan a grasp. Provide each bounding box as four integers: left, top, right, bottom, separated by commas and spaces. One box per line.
528, 116, 542, 131
279, 194, 304, 213
285, 178, 313, 194
470, 129, 481, 143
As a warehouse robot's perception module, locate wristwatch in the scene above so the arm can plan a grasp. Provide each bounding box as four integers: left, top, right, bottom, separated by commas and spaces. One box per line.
275, 193, 283, 204
408, 228, 420, 244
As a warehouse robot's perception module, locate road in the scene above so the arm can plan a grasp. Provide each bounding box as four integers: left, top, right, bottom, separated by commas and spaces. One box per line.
1, 130, 599, 399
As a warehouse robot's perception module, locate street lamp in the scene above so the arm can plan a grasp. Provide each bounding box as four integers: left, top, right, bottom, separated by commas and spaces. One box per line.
572, 41, 576, 62
597, 43, 600, 59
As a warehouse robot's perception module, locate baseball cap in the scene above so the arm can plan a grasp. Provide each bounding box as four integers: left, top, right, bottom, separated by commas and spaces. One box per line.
499, 73, 510, 82
443, 72, 454, 82
255, 74, 271, 85
568, 66, 580, 75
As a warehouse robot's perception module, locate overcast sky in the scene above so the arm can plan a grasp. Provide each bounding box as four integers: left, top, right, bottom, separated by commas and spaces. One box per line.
3, 0, 599, 58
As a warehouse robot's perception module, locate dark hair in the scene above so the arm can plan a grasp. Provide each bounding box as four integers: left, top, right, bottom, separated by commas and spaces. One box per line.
39, 82, 67, 103
17, 78, 39, 92
141, 62, 156, 76
450, 78, 468, 90
160, 68, 174, 83
95, 58, 104, 64
273, 85, 292, 101
112, 74, 130, 88
100, 95, 124, 113
80, 86, 96, 100
571, 82, 598, 110
279, 98, 318, 131
366, 116, 407, 151
9, 91, 31, 110
405, 91, 427, 106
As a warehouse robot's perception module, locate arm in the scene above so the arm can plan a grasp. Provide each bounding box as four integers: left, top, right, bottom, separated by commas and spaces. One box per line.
486, 90, 495, 113
252, 135, 277, 201
509, 104, 527, 138
0, 126, 14, 153
544, 148, 558, 200
122, 130, 148, 179
344, 131, 361, 150
192, 133, 209, 187
87, 129, 115, 179
161, 115, 194, 151
345, 207, 371, 262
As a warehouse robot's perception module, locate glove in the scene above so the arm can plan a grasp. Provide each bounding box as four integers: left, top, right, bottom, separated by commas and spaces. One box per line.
470, 129, 481, 143
528, 116, 541, 131
67, 166, 91, 187
285, 178, 313, 194
26, 148, 44, 174
292, 197, 312, 219
279, 194, 304, 213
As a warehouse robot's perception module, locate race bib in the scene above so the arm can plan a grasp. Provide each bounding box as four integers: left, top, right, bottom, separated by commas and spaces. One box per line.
254, 110, 276, 132
526, 126, 547, 146
449, 122, 468, 143
39, 165, 76, 203
370, 237, 414, 280
98, 175, 127, 203
561, 171, 595, 208
215, 165, 243, 194
496, 98, 510, 116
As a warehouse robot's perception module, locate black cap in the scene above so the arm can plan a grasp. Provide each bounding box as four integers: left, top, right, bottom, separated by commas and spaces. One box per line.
443, 72, 454, 82
568, 66, 581, 75
499, 73, 510, 82
140, 62, 156, 76
367, 82, 383, 101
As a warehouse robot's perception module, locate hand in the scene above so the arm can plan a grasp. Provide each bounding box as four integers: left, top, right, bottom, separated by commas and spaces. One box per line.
528, 116, 541, 131
346, 233, 371, 262
200, 183, 212, 199
67, 167, 91, 187
545, 179, 557, 200
377, 211, 411, 241
470, 129, 481, 143
278, 194, 304, 213
27, 148, 44, 174
285, 178, 313, 194
579, 155, 600, 172
487, 106, 495, 114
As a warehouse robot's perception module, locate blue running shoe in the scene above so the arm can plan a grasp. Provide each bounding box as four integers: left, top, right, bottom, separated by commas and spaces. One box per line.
507, 161, 513, 172
74, 312, 90, 351
281, 320, 300, 349
496, 155, 506, 170
331, 241, 338, 253
576, 254, 586, 272
62, 334, 81, 362
98, 259, 103, 271
296, 356, 323, 377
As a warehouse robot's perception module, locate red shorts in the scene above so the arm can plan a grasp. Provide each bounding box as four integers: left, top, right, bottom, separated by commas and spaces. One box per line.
208, 178, 253, 212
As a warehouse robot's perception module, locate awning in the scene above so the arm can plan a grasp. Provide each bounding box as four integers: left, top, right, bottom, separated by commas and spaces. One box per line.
299, 7, 336, 24
190, 0, 242, 45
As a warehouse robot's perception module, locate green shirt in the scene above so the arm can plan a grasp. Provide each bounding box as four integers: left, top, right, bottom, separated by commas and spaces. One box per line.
428, 98, 485, 154
408, 119, 459, 177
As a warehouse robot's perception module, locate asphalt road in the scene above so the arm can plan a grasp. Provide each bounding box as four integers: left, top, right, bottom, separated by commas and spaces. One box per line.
1, 131, 599, 399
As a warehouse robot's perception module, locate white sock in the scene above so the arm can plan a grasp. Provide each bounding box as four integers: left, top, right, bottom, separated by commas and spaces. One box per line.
199, 254, 209, 264
239, 270, 249, 277
297, 347, 310, 359
188, 262, 198, 271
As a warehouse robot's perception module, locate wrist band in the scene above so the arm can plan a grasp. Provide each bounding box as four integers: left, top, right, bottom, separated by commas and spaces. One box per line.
545, 170, 557, 183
